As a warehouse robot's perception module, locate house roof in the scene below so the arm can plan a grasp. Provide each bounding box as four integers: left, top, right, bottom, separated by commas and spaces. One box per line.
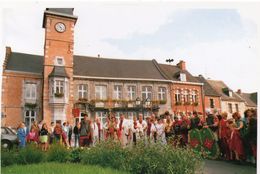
73, 55, 168, 81
5, 51, 169, 81
158, 63, 200, 83
46, 8, 74, 15
236, 92, 257, 107
5, 52, 43, 74
49, 66, 69, 78
195, 76, 220, 97
206, 80, 244, 102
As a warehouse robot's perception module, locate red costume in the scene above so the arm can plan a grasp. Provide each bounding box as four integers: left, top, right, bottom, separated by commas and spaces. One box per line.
229, 130, 244, 158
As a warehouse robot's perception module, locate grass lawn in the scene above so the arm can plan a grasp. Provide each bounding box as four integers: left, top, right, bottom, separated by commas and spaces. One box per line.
1, 162, 129, 174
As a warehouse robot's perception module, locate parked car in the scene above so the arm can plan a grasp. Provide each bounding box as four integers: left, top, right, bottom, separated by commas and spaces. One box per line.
1, 127, 19, 149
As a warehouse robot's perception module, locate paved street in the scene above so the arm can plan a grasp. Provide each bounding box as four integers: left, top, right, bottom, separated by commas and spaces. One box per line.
203, 160, 256, 174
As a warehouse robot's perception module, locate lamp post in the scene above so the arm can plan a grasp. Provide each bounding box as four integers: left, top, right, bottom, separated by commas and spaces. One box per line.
135, 97, 150, 119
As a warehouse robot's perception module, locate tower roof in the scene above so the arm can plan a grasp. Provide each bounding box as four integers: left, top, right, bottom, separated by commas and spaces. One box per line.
42, 8, 78, 28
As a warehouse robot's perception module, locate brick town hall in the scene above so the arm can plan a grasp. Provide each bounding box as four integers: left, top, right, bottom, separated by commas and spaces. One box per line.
2, 8, 256, 128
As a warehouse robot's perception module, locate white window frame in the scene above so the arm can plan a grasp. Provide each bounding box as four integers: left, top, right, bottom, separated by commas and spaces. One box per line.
24, 110, 36, 128
191, 90, 197, 103
55, 56, 64, 66
142, 86, 152, 100
95, 85, 107, 100
78, 84, 87, 99
180, 73, 186, 82
175, 90, 181, 102
113, 85, 122, 100
127, 86, 136, 100
54, 80, 64, 94
183, 90, 189, 102
25, 83, 37, 100
158, 87, 166, 101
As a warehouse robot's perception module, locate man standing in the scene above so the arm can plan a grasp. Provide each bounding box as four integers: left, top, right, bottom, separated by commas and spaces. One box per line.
79, 114, 91, 147
118, 114, 130, 147
137, 114, 147, 141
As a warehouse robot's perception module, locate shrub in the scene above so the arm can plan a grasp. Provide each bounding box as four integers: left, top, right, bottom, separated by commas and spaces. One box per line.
1, 149, 18, 167
47, 144, 69, 163
81, 140, 203, 174
81, 140, 130, 170
16, 144, 45, 165
69, 148, 83, 163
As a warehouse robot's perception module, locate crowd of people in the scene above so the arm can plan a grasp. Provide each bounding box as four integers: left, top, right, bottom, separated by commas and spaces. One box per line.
16, 108, 257, 164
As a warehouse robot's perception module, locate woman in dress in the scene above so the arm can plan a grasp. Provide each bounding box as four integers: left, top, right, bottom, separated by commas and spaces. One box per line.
17, 122, 26, 148
39, 123, 49, 151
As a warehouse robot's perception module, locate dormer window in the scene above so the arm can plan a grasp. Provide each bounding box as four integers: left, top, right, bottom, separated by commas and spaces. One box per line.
55, 56, 64, 66
229, 91, 233, 97
180, 73, 186, 82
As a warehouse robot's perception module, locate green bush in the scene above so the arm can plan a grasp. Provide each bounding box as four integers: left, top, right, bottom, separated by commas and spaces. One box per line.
81, 140, 130, 170
47, 144, 69, 163
1, 149, 18, 167
69, 148, 83, 163
16, 144, 45, 165
81, 140, 203, 174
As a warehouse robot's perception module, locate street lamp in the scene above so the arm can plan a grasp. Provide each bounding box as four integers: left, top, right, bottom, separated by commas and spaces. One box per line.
135, 97, 151, 119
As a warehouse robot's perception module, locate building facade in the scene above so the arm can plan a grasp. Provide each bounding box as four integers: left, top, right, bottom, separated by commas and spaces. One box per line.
159, 61, 205, 115
196, 75, 221, 113
207, 80, 246, 118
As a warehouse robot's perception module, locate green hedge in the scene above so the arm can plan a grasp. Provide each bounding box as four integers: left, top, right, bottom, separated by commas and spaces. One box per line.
1, 141, 203, 174
80, 140, 203, 174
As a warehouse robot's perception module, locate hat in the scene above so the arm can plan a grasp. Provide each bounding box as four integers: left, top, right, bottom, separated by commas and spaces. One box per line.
205, 108, 212, 114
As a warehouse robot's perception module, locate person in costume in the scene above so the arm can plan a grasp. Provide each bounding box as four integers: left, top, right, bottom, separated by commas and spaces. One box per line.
137, 114, 147, 140
39, 123, 49, 151
244, 109, 257, 164
79, 114, 91, 147
108, 116, 118, 140
164, 113, 173, 143
172, 116, 183, 147
132, 116, 138, 145
190, 111, 201, 130
219, 112, 230, 160
228, 118, 244, 162
118, 114, 130, 147
156, 118, 166, 144
17, 122, 27, 148
204, 109, 219, 140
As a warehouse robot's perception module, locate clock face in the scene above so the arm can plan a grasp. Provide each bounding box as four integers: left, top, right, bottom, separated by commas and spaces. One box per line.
55, 22, 66, 33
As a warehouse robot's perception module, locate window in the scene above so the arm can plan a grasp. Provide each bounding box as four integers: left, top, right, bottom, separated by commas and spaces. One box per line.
180, 73, 186, 82
96, 112, 107, 125
113, 85, 122, 100
95, 85, 107, 100
127, 86, 136, 100
175, 90, 181, 102
55, 57, 64, 66
228, 103, 233, 113
191, 91, 197, 103
235, 104, 239, 112
78, 84, 87, 99
55, 80, 64, 94
25, 83, 37, 99
127, 112, 137, 121
210, 98, 214, 108
142, 86, 152, 100
24, 110, 36, 128
158, 87, 166, 101
229, 91, 233, 97
183, 90, 189, 102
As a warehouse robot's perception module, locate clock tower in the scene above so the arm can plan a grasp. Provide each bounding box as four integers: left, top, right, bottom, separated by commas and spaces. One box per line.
42, 8, 77, 124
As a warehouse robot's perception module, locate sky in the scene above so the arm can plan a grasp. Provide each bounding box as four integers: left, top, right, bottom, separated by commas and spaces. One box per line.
0, 1, 260, 93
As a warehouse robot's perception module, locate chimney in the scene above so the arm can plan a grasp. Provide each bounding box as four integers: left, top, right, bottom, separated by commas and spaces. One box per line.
177, 60, 186, 70
3, 46, 12, 70
237, 89, 241, 94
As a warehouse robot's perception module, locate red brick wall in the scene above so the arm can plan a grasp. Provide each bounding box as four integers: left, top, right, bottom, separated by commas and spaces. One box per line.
1, 72, 42, 127
170, 83, 204, 115
204, 96, 221, 113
